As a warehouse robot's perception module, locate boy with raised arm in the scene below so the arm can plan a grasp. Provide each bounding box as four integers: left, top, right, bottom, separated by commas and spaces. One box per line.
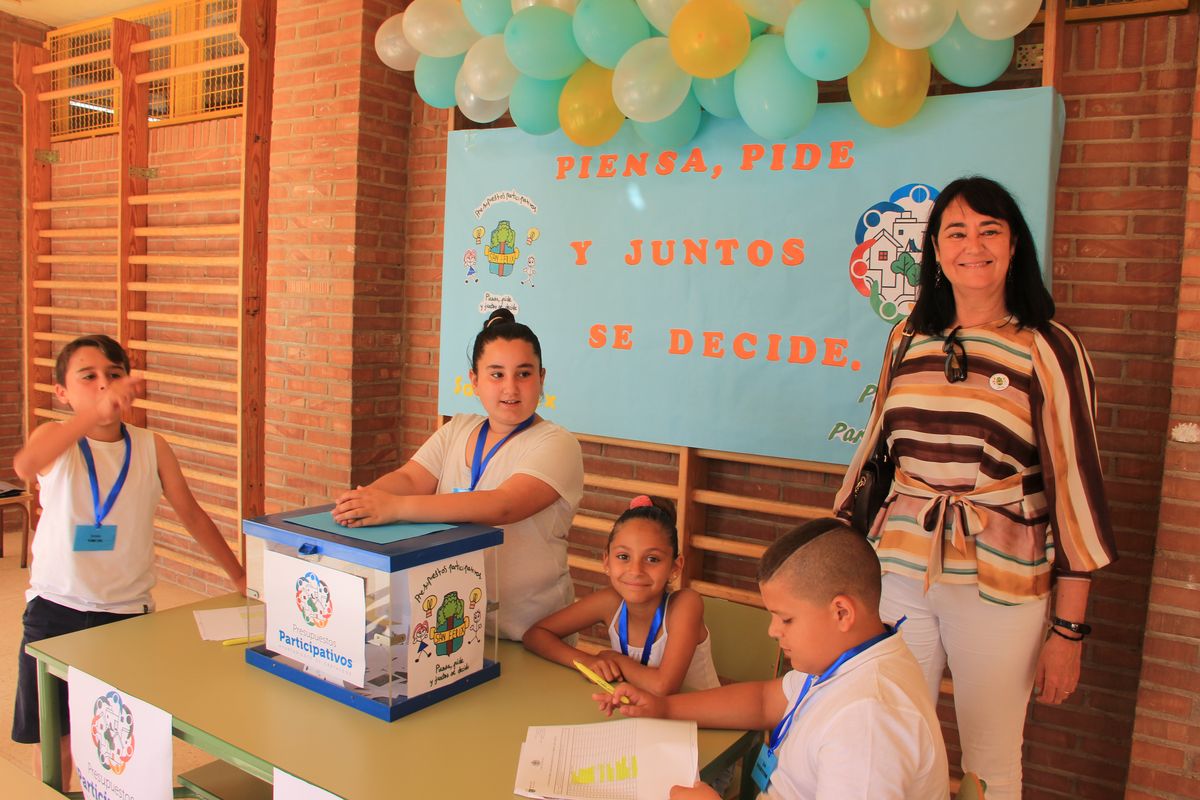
12, 334, 245, 784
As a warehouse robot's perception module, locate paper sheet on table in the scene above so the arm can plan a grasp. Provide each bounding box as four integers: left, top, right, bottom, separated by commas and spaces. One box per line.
514, 718, 698, 800
192, 604, 265, 641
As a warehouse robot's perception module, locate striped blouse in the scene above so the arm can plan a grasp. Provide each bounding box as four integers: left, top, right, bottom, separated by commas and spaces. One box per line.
834, 317, 1118, 605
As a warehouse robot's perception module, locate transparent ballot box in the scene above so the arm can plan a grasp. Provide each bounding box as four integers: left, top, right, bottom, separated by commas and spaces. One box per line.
242, 505, 502, 721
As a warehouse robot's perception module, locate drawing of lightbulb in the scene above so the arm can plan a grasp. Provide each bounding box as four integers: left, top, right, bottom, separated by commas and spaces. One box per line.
526, 227, 540, 246
422, 595, 437, 619
469, 587, 482, 610
472, 226, 485, 244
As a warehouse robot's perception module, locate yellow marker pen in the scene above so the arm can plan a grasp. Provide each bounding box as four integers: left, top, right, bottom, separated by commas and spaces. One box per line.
572, 660, 631, 704
221, 634, 265, 647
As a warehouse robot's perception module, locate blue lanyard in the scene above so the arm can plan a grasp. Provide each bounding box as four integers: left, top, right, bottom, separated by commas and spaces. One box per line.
618, 593, 667, 666
469, 416, 534, 491
77, 425, 132, 528
768, 617, 906, 755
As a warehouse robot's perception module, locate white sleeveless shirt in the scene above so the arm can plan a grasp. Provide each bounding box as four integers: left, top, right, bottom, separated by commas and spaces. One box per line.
28, 425, 162, 613
607, 594, 721, 691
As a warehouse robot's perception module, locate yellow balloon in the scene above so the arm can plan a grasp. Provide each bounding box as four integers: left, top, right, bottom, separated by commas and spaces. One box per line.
848, 16, 931, 128
669, 0, 750, 79
559, 62, 625, 147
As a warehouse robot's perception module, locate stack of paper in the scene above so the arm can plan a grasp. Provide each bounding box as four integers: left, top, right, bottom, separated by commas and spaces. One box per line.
193, 605, 265, 642
514, 718, 698, 800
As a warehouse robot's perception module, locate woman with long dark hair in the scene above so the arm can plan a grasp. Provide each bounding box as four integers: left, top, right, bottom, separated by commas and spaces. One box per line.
835, 176, 1117, 799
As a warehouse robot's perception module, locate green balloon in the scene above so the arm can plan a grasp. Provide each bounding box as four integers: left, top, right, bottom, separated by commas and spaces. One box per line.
414, 53, 466, 109
510, 75, 568, 135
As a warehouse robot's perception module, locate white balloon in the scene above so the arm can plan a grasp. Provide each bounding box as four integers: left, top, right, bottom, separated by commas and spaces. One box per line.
403, 0, 480, 57
462, 35, 519, 101
636, 0, 686, 32
375, 13, 420, 71
871, 0, 956, 50
612, 37, 691, 123
455, 68, 510, 123
737, 0, 796, 26
512, 0, 578, 10
959, 0, 1042, 39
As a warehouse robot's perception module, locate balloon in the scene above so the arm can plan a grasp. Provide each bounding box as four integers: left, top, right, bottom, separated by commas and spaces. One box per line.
559, 62, 626, 146
637, 0, 687, 32
462, 35, 520, 100
869, 0, 955, 50
747, 14, 770, 35
455, 67, 510, 122
573, 0, 651, 69
504, 6, 586, 79
463, 0, 513, 35
669, 0, 750, 79
633, 91, 703, 148
737, 0, 794, 26
959, 0, 1041, 39
693, 73, 738, 118
613, 37, 692, 123
403, 0, 480, 57
847, 17, 930, 127
733, 34, 817, 139
510, 75, 568, 134
783, 0, 868, 81
375, 13, 421, 71
513, 0, 578, 10
929, 18, 1013, 87
414, 53, 466, 108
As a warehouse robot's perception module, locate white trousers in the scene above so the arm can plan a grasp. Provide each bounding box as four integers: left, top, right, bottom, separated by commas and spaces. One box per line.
880, 574, 1048, 800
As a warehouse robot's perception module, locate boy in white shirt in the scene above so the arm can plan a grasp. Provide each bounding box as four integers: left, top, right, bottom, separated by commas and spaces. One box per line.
598, 518, 949, 800
12, 334, 245, 784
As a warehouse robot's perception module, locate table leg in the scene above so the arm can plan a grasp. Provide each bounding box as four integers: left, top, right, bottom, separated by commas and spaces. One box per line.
35, 659, 63, 790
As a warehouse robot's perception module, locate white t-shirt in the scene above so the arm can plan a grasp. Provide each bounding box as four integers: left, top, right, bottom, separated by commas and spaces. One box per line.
606, 595, 721, 691
765, 635, 948, 800
411, 414, 584, 640
28, 425, 163, 614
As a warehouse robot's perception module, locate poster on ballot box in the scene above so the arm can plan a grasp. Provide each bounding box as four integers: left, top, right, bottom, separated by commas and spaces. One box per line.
406, 551, 487, 697
263, 549, 367, 688
68, 667, 172, 800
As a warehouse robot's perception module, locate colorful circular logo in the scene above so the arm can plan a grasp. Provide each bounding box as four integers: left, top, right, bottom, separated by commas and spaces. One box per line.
295, 571, 334, 628
849, 183, 940, 324
90, 690, 135, 774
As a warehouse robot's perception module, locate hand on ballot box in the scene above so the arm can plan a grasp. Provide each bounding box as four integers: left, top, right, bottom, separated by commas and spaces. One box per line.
593, 681, 666, 719
333, 485, 401, 527
669, 782, 721, 800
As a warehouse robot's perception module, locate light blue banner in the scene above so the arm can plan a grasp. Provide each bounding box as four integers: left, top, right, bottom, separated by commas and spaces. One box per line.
439, 87, 1063, 464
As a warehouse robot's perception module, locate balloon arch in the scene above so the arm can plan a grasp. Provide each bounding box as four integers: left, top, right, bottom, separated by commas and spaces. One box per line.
375, 0, 1035, 147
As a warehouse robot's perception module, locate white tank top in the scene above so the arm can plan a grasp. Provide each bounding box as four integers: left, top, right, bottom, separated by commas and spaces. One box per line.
607, 594, 721, 691
28, 425, 162, 613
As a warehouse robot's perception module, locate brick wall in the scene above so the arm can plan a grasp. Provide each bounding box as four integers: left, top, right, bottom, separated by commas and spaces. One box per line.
264, 0, 412, 511
1124, 28, 1200, 800
0, 11, 51, 493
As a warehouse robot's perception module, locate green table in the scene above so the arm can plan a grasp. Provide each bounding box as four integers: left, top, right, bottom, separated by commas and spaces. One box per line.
29, 594, 757, 798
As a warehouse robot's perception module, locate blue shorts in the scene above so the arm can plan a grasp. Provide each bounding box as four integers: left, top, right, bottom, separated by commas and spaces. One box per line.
11, 596, 142, 744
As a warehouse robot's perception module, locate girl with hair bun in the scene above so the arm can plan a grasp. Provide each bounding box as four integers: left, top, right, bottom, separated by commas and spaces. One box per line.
333, 308, 584, 640
522, 495, 720, 694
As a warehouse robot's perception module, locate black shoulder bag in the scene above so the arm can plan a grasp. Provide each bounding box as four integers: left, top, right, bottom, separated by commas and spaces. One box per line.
850, 323, 914, 535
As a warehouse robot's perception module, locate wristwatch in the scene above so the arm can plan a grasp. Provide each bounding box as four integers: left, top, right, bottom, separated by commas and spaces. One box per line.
1052, 616, 1092, 636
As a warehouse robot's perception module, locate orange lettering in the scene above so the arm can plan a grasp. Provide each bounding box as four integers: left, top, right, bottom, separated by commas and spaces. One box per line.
830, 140, 854, 169
733, 333, 756, 359
701, 331, 725, 358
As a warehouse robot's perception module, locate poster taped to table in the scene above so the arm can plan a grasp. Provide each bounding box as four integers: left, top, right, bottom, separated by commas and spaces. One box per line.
68, 666, 173, 800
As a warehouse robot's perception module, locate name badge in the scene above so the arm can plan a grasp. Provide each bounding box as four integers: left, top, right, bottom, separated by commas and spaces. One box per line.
751, 742, 777, 794
74, 524, 117, 552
